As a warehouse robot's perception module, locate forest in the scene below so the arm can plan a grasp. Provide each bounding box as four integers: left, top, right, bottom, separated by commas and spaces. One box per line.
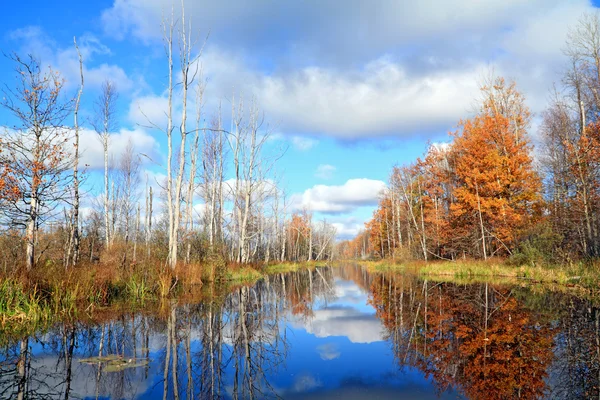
339, 14, 600, 268
2, 6, 600, 317
0, 10, 336, 281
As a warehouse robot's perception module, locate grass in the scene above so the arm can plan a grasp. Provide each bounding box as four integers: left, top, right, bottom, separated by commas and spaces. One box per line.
360, 258, 600, 289
226, 266, 264, 283
263, 260, 322, 274
0, 258, 319, 341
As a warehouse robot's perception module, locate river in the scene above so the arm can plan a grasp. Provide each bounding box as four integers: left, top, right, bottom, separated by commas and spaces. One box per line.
0, 264, 597, 399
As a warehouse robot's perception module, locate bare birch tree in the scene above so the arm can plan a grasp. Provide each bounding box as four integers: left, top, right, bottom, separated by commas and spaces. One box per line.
65, 37, 85, 269
92, 81, 118, 250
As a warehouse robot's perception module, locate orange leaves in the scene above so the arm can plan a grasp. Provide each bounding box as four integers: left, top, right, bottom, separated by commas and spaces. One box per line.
288, 212, 310, 243
0, 148, 22, 203
346, 76, 542, 260
451, 112, 542, 253
365, 195, 395, 258
368, 277, 554, 400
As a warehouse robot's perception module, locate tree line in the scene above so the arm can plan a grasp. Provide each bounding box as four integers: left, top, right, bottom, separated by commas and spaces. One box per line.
0, 4, 336, 273
339, 13, 600, 264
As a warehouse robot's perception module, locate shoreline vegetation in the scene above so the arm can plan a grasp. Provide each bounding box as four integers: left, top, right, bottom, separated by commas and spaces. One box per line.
360, 258, 600, 290
4, 256, 600, 342
2, 256, 600, 348
0, 260, 323, 340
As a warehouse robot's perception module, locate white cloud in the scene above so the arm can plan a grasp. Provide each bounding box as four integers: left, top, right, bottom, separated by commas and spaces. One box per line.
128, 94, 171, 128
79, 128, 160, 170
259, 60, 483, 139
291, 136, 318, 151
97, 0, 595, 140
315, 164, 336, 180
291, 178, 386, 214
293, 305, 383, 344
316, 343, 340, 360
8, 26, 135, 93
196, 47, 484, 139
330, 217, 365, 240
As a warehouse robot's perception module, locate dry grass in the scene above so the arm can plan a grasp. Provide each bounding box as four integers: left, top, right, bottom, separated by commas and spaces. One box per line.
0, 255, 319, 340
359, 258, 600, 289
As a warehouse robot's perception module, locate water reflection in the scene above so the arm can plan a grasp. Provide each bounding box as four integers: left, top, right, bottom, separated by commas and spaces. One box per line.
2, 265, 600, 399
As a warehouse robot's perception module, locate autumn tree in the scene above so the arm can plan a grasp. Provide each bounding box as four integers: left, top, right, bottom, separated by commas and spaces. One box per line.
415, 144, 455, 259
366, 194, 395, 258
451, 112, 541, 258
0, 55, 74, 270
287, 212, 311, 261
540, 13, 600, 258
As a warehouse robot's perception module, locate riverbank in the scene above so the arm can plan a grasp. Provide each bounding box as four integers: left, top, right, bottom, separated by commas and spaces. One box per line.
0, 260, 323, 338
360, 259, 600, 289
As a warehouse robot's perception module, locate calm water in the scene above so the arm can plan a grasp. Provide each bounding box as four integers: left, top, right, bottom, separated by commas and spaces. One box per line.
1, 264, 599, 399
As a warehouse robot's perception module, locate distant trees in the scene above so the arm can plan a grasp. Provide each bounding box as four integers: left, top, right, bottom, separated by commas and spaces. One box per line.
344, 12, 600, 264
540, 12, 600, 259
350, 77, 542, 261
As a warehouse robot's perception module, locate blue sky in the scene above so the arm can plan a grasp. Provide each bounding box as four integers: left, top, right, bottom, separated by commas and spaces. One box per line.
1, 0, 599, 238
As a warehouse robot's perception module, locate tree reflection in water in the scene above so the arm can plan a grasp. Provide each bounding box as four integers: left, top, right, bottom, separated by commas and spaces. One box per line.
368, 273, 554, 399
1, 265, 600, 399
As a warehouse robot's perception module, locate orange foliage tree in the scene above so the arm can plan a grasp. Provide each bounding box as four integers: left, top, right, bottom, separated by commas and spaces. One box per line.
347, 76, 542, 261
451, 113, 542, 258
287, 211, 311, 261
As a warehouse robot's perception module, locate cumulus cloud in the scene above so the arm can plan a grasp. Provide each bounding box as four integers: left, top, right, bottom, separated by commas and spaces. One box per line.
330, 217, 365, 240
315, 164, 336, 180
8, 26, 135, 92
258, 61, 482, 139
293, 305, 383, 344
194, 47, 484, 139
290, 179, 386, 214
98, 0, 595, 139
79, 128, 160, 170
334, 279, 369, 304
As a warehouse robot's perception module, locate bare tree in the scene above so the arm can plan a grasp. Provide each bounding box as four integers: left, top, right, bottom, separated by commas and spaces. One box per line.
65, 37, 85, 269
184, 77, 205, 264
202, 108, 226, 248
227, 98, 277, 263
159, 1, 203, 269
114, 141, 141, 266
0, 55, 74, 270
145, 177, 153, 258
92, 81, 119, 250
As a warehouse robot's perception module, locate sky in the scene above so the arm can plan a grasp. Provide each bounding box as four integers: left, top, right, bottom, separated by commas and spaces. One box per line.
1, 0, 599, 239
